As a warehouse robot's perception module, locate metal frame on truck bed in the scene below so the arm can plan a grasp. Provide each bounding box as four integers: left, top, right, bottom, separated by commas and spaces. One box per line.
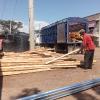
40, 17, 88, 53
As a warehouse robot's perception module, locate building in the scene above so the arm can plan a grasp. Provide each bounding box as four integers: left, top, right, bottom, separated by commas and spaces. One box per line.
85, 13, 100, 47
4, 32, 29, 52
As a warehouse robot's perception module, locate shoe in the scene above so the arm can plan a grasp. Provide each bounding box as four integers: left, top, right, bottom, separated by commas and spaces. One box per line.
88, 67, 92, 69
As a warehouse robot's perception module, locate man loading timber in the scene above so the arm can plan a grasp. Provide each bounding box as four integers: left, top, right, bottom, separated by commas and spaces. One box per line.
79, 29, 95, 69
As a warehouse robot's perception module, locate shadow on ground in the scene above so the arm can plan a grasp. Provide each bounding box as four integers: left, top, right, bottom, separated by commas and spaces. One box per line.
10, 88, 41, 100
73, 86, 100, 100
0, 54, 3, 100
10, 86, 100, 100
73, 92, 98, 100
0, 76, 3, 100
92, 85, 100, 95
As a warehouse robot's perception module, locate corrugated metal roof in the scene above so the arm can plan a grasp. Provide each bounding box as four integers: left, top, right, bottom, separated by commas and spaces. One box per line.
85, 13, 100, 21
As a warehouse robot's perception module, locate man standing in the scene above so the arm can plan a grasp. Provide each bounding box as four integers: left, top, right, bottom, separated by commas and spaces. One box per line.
0, 33, 5, 58
79, 29, 95, 69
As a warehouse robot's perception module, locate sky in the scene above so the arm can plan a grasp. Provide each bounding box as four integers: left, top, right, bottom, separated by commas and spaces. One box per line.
0, 0, 100, 32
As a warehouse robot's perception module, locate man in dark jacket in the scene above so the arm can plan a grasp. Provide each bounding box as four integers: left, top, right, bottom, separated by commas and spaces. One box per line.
79, 29, 95, 69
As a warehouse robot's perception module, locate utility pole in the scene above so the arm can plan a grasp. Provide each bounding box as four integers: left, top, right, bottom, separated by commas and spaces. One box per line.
29, 0, 35, 50
10, 21, 11, 34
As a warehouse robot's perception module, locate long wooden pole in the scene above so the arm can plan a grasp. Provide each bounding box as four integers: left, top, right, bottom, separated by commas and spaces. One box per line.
45, 48, 80, 64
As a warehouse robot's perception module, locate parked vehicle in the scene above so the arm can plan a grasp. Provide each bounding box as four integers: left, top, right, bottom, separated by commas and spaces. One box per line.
40, 17, 88, 53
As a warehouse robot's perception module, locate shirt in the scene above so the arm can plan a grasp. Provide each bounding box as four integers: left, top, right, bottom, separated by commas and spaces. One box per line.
82, 33, 95, 51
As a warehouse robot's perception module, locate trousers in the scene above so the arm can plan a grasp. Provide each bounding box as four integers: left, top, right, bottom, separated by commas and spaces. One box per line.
84, 50, 94, 69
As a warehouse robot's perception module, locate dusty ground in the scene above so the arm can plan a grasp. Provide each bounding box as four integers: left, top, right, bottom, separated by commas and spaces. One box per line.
0, 48, 100, 100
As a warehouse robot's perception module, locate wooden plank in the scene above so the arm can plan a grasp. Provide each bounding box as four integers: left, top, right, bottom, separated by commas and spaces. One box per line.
0, 68, 51, 76
1, 65, 49, 68
1, 63, 44, 66
53, 63, 80, 66
45, 49, 80, 64
1, 63, 79, 68
0, 60, 44, 63
0, 66, 50, 72
1, 62, 79, 66
51, 66, 77, 69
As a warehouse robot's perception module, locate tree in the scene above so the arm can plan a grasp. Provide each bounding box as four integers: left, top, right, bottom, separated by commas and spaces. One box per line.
0, 20, 23, 35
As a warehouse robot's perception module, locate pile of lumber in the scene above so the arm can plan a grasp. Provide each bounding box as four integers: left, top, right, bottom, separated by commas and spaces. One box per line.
0, 48, 82, 76
69, 32, 82, 40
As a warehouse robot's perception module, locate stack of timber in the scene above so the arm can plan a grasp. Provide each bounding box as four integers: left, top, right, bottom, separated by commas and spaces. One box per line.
0, 48, 83, 76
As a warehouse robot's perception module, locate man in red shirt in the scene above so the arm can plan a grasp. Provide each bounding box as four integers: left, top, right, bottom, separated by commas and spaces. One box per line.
0, 33, 5, 58
79, 29, 95, 69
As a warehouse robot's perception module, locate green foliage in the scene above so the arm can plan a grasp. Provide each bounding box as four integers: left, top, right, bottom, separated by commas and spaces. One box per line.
0, 20, 23, 35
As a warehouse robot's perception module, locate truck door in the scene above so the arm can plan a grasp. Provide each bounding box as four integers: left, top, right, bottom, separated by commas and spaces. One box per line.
57, 23, 66, 43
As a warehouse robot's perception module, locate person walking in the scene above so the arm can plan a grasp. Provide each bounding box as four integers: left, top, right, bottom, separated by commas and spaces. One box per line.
79, 29, 95, 69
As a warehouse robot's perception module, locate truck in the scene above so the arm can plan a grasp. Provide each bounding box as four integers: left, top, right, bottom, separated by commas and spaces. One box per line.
39, 17, 88, 53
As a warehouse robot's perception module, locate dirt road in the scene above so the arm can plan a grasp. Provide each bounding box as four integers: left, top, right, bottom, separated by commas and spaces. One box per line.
0, 48, 100, 100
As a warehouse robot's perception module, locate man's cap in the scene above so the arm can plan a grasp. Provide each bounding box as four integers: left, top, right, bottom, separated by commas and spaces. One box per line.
79, 29, 85, 35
